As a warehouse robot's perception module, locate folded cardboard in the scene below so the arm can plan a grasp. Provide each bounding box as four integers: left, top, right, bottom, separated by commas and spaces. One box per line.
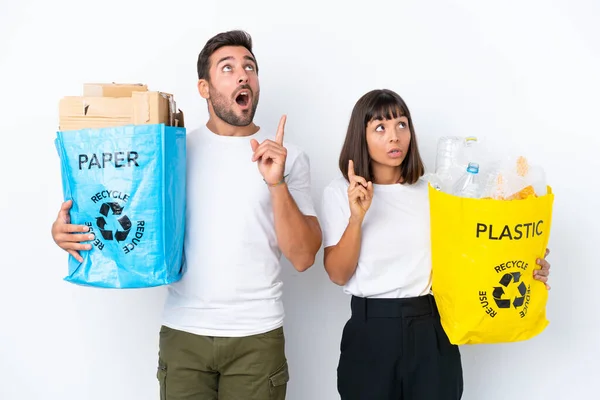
58, 87, 184, 131
83, 83, 148, 97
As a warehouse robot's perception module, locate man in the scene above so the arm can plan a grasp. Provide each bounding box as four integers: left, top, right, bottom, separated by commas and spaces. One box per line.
51, 30, 323, 399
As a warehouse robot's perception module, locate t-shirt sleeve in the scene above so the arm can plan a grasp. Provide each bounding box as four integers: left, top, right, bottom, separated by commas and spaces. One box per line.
286, 151, 317, 217
320, 183, 350, 248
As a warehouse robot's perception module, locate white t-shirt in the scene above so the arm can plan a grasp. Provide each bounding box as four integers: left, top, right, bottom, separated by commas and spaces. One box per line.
161, 125, 317, 337
320, 175, 432, 298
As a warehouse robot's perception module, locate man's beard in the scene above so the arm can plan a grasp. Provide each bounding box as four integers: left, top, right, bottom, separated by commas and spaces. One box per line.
208, 84, 259, 127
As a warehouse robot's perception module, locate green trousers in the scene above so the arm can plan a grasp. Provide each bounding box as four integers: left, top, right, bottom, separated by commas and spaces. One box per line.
157, 325, 289, 400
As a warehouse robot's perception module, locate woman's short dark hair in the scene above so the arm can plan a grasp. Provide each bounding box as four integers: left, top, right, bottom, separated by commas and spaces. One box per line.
338, 89, 425, 185
197, 30, 258, 81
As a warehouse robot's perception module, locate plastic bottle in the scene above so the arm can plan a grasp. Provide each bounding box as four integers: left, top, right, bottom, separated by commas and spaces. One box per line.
459, 136, 479, 170
423, 172, 444, 191
452, 162, 481, 198
435, 136, 463, 174
527, 165, 547, 196
435, 136, 465, 193
479, 166, 506, 200
435, 136, 480, 193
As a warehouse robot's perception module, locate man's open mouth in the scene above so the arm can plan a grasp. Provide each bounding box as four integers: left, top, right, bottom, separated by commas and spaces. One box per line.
235, 91, 250, 107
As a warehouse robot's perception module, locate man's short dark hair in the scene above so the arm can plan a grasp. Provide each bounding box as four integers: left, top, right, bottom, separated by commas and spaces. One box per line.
197, 30, 258, 81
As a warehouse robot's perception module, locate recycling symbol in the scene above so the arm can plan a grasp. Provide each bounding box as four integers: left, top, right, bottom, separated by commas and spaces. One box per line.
493, 272, 527, 309
95, 202, 132, 242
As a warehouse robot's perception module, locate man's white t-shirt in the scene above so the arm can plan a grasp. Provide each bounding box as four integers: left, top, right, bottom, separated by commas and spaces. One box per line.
320, 176, 432, 298
161, 125, 317, 337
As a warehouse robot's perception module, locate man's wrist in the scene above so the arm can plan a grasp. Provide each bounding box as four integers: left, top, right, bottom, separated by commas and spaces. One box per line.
264, 174, 288, 187
268, 181, 288, 195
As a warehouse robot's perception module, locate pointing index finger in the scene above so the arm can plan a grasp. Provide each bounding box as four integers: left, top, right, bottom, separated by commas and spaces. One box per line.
275, 115, 286, 145
348, 160, 356, 179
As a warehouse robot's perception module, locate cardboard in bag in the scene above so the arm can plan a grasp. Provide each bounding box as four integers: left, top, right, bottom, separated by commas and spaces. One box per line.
83, 83, 148, 97
58, 89, 184, 131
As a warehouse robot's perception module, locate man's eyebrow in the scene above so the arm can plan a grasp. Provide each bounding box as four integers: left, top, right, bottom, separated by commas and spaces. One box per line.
216, 56, 234, 65
216, 55, 256, 65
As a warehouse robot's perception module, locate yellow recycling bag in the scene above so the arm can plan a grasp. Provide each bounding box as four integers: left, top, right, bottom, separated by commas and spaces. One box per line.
429, 184, 554, 345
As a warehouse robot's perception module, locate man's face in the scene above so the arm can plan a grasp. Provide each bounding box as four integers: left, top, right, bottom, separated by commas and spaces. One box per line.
203, 45, 260, 126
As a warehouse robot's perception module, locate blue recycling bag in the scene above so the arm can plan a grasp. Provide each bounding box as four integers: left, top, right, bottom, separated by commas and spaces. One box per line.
54, 123, 186, 289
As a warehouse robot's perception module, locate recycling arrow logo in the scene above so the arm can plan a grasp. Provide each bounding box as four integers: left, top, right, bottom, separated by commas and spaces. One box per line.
493, 272, 527, 309
95, 202, 132, 242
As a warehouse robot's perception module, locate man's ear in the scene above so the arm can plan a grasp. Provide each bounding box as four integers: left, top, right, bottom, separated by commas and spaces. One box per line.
198, 79, 210, 99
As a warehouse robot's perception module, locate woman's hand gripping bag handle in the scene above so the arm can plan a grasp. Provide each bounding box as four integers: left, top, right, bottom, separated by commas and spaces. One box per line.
428, 184, 554, 345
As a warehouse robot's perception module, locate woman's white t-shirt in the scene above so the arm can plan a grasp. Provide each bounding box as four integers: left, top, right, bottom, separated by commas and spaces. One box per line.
320, 175, 433, 298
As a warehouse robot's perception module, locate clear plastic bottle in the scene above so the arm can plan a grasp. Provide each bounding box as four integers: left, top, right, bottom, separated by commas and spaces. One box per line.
435, 136, 463, 174
435, 136, 480, 193
479, 166, 506, 200
459, 136, 479, 170
527, 165, 547, 196
435, 137, 464, 193
452, 162, 481, 198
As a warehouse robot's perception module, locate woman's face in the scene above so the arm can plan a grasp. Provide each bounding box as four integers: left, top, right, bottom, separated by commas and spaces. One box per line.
366, 115, 411, 172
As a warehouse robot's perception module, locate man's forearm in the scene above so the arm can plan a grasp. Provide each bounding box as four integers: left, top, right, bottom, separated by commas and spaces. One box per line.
269, 183, 322, 271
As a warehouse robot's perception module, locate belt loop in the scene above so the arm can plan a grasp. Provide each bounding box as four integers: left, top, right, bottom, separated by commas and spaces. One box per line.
351, 296, 367, 320
360, 297, 367, 321
428, 294, 435, 315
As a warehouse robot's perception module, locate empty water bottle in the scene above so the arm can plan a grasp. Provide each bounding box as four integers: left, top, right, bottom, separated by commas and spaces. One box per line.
435, 136, 481, 193
435, 136, 463, 174
435, 137, 464, 193
459, 136, 479, 169
452, 162, 481, 198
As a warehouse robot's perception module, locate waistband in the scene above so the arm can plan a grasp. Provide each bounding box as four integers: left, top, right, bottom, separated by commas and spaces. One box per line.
350, 294, 438, 319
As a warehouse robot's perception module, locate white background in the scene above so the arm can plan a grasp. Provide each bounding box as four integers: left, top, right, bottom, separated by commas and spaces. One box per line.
0, 0, 598, 399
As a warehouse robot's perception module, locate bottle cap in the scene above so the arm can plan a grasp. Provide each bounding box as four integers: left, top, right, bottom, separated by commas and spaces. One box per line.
467, 162, 479, 173
465, 136, 478, 145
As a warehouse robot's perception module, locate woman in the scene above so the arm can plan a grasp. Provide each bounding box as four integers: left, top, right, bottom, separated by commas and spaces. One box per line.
320, 89, 551, 399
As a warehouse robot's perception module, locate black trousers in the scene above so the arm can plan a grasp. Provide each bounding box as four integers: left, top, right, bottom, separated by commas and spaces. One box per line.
337, 294, 463, 400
